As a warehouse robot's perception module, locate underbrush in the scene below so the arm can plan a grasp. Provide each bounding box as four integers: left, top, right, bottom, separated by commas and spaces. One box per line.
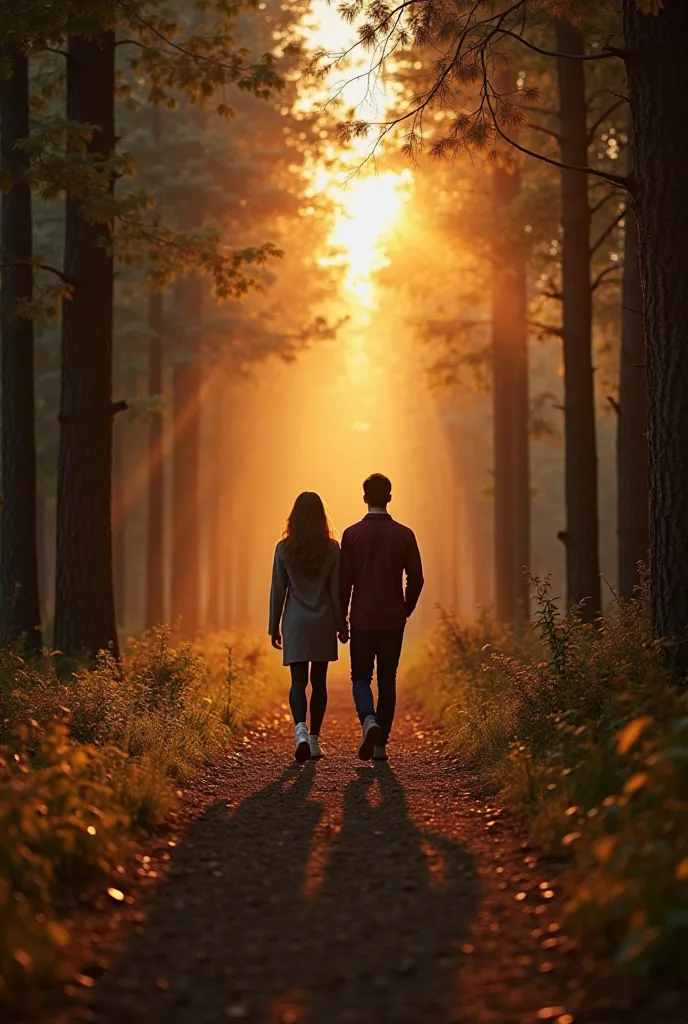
0, 628, 279, 1008
407, 579, 688, 984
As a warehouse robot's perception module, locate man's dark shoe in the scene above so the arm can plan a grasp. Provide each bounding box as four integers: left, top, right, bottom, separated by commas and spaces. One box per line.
358, 715, 381, 760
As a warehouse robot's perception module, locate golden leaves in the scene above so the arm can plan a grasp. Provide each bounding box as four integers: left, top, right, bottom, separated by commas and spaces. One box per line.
616, 716, 653, 755
623, 772, 649, 796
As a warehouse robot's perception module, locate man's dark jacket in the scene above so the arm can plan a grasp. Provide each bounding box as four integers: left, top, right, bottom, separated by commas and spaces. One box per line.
340, 513, 424, 630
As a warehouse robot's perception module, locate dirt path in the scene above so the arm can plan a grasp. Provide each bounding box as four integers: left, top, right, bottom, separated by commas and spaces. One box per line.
56, 679, 612, 1024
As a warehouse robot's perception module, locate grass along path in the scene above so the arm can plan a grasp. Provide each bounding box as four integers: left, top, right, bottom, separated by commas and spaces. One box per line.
45, 678, 668, 1024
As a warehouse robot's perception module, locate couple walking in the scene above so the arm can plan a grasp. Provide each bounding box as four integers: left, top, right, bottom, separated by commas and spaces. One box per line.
268, 473, 424, 763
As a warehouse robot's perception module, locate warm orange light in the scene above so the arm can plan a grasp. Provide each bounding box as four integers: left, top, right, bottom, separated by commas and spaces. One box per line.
324, 170, 413, 306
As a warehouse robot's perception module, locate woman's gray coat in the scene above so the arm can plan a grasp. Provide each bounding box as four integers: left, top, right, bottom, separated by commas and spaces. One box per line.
268, 540, 346, 665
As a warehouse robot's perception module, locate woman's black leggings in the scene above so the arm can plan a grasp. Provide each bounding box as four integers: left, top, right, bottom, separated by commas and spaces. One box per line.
289, 662, 329, 735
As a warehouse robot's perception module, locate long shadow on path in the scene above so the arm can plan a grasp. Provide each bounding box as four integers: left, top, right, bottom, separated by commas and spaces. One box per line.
95, 760, 476, 1024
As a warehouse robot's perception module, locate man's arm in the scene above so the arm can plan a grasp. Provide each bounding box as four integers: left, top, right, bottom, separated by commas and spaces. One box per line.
404, 531, 424, 617
339, 528, 354, 625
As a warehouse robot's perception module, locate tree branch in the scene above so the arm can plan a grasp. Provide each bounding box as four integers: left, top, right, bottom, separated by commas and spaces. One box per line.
586, 88, 628, 111
529, 319, 563, 338
590, 210, 625, 255
590, 188, 623, 216
1, 260, 72, 284
592, 264, 623, 292
496, 28, 626, 62
526, 122, 561, 144
115, 0, 276, 80
482, 57, 631, 192
587, 98, 627, 144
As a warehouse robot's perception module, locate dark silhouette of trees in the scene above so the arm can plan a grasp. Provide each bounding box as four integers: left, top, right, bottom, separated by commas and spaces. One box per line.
617, 203, 648, 600
145, 288, 166, 627
491, 71, 530, 622
554, 20, 601, 619
53, 30, 120, 658
0, 38, 42, 651
623, 0, 688, 671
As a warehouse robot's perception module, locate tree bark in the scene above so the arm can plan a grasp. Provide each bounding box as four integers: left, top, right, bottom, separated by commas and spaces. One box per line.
171, 278, 202, 634
37, 488, 46, 621
623, 1, 688, 670
617, 203, 648, 599
0, 42, 43, 651
145, 289, 166, 627
492, 68, 530, 622
555, 20, 601, 620
205, 378, 222, 629
112, 413, 126, 627
53, 32, 119, 659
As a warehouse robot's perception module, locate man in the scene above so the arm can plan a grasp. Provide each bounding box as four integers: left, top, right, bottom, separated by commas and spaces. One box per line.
340, 473, 424, 761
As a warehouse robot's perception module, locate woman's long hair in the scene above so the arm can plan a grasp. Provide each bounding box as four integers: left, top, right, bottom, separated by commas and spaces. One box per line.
282, 491, 336, 578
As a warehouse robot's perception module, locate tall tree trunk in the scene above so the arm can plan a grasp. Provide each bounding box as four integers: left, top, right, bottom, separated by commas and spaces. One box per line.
112, 414, 126, 627
623, 1, 688, 670
492, 71, 530, 621
145, 289, 166, 627
171, 279, 202, 634
36, 488, 46, 621
54, 32, 119, 659
205, 379, 222, 629
617, 203, 648, 599
0, 42, 42, 650
555, 20, 601, 620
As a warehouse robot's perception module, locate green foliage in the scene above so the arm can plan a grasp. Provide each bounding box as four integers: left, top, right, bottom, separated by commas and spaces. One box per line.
0, 628, 280, 1008
407, 583, 688, 982
0, 720, 128, 1005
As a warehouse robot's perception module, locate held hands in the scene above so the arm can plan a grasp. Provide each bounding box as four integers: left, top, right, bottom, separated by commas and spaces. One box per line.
338, 627, 349, 645
271, 632, 282, 650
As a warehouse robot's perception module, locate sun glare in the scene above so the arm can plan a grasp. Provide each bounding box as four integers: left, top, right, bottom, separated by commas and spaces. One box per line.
302, 4, 413, 310
325, 170, 412, 307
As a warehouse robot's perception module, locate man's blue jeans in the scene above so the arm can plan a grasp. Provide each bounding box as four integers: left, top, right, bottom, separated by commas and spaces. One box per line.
350, 627, 405, 744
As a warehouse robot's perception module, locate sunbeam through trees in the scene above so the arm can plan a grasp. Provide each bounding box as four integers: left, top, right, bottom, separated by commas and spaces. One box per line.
0, 0, 686, 1019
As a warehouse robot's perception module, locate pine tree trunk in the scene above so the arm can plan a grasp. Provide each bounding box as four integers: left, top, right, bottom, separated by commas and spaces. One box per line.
623, 1, 688, 670
205, 380, 222, 630
36, 488, 46, 620
555, 21, 601, 620
145, 289, 166, 627
617, 204, 648, 599
112, 414, 126, 627
492, 71, 530, 622
53, 32, 119, 659
0, 42, 42, 651
171, 279, 202, 634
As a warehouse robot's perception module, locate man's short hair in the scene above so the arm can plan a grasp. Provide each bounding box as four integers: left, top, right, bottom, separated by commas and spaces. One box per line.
363, 473, 392, 507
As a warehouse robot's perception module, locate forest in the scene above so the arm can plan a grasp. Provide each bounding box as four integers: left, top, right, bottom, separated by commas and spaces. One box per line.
0, 0, 686, 1021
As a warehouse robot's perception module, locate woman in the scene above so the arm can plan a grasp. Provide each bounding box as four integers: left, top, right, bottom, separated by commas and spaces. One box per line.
269, 491, 348, 762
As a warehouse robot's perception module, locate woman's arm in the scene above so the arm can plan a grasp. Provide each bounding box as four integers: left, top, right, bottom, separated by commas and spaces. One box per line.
268, 544, 288, 644
329, 545, 348, 638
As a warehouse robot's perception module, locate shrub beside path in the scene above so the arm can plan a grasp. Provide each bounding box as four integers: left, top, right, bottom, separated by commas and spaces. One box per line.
46, 680, 673, 1024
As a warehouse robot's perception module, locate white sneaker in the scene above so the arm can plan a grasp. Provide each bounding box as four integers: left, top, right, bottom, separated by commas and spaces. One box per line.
309, 735, 325, 759
294, 722, 310, 763
358, 715, 382, 761
373, 745, 388, 761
